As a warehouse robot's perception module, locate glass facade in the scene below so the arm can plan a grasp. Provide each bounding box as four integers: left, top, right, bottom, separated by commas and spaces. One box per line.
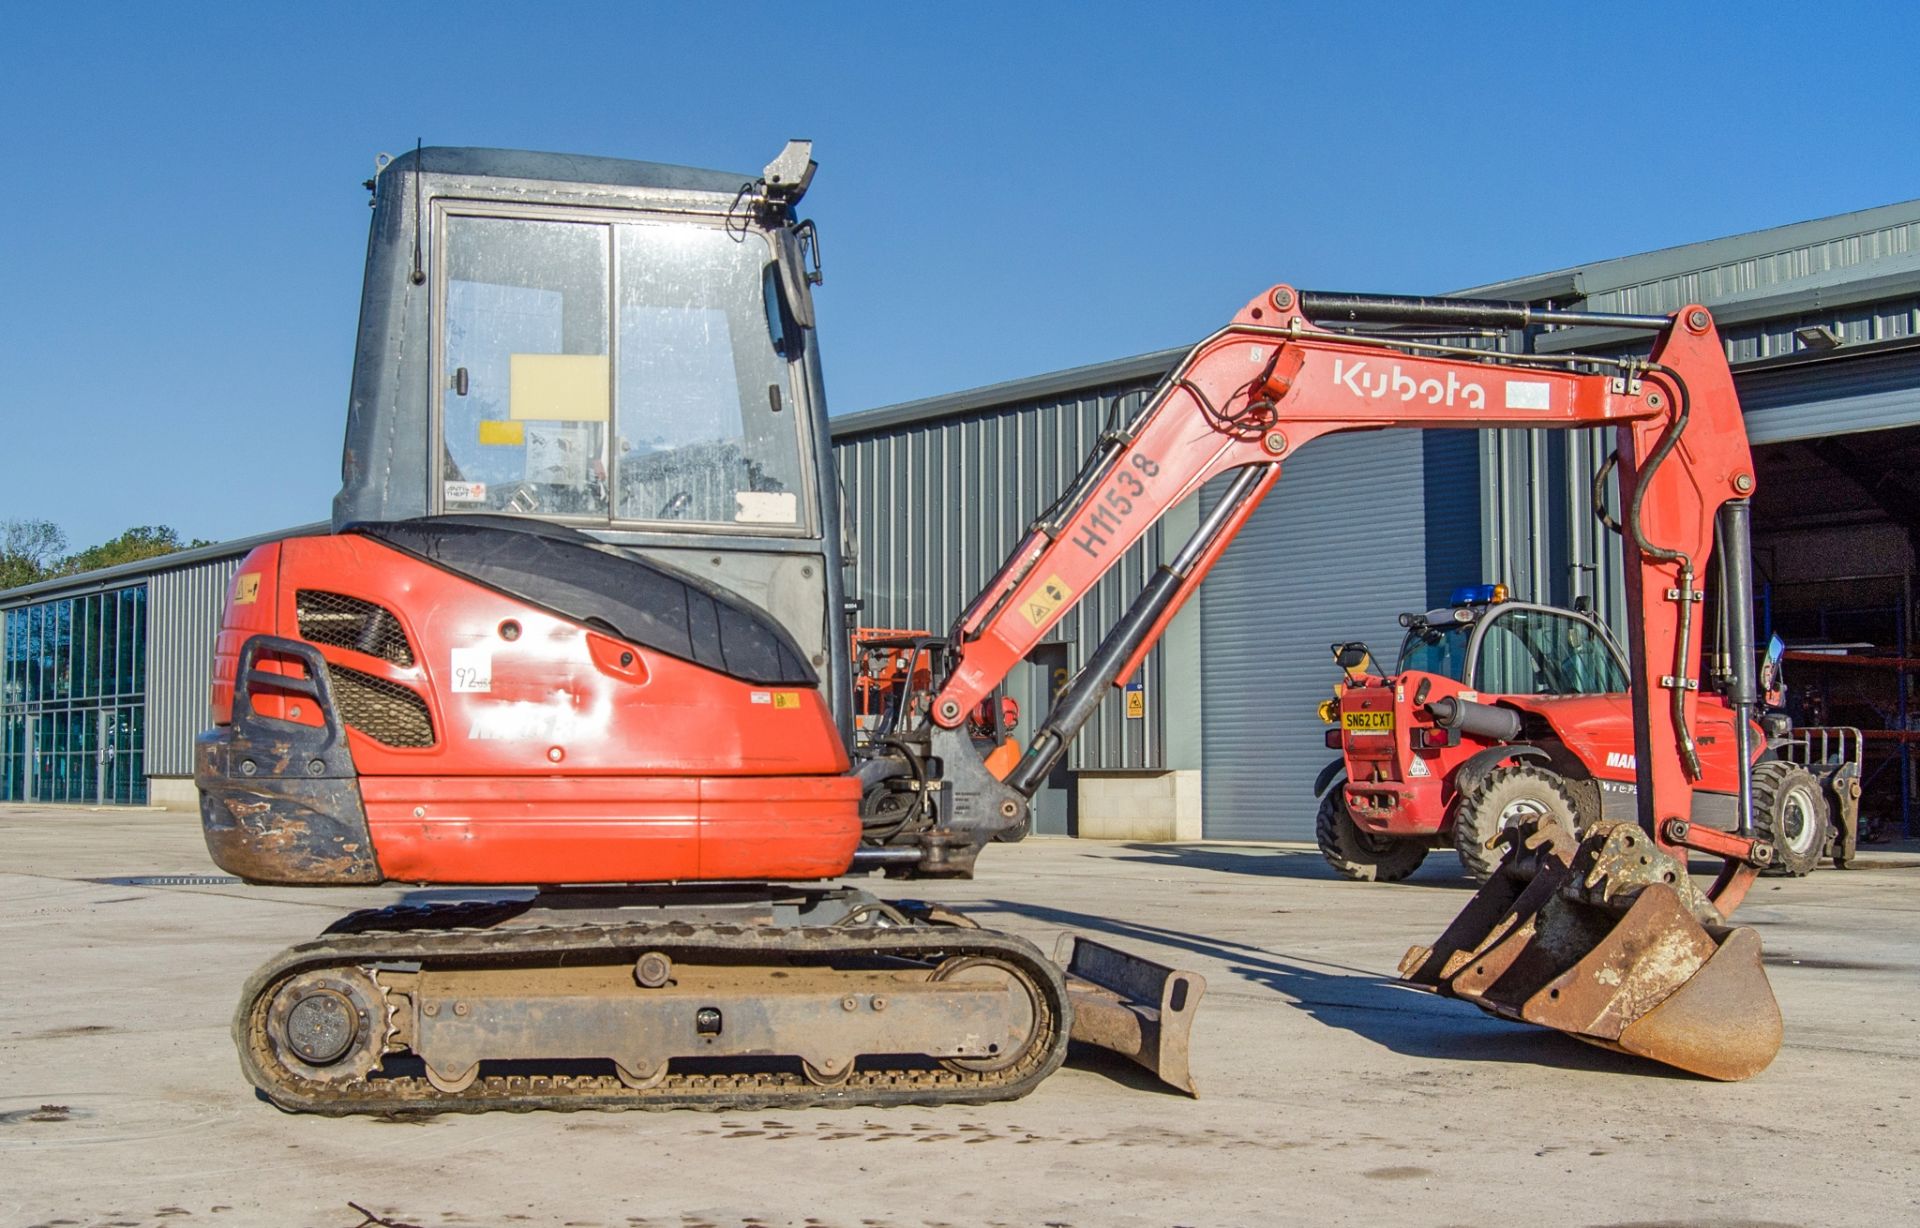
1, 585, 148, 804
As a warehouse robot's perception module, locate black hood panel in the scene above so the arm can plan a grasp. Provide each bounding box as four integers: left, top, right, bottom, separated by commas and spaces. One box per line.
346, 516, 817, 688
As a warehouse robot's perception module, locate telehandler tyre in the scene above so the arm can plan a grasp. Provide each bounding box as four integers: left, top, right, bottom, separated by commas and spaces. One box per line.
1316, 789, 1428, 882
1450, 763, 1579, 882
1751, 760, 1829, 877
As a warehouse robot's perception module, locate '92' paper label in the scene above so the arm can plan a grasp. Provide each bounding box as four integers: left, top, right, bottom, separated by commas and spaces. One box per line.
451, 647, 493, 693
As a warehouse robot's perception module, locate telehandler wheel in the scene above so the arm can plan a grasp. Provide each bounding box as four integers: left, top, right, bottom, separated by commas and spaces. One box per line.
1451, 763, 1578, 883
1316, 790, 1427, 883
1752, 760, 1829, 877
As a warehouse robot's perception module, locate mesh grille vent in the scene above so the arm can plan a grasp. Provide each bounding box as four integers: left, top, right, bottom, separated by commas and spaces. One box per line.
330, 665, 435, 748
296, 590, 415, 667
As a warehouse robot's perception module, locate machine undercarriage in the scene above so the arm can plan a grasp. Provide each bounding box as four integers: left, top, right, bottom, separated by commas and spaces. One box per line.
238, 889, 1072, 1114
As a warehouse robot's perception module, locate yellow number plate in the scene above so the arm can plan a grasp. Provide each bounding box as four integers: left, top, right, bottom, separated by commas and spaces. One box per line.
1343, 710, 1394, 732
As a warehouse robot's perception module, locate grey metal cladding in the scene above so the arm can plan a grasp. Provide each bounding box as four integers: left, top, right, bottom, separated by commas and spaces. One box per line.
1461, 198, 1920, 316
1199, 430, 1433, 841
832, 376, 1173, 771
1719, 296, 1919, 366
1577, 216, 1920, 319
1736, 342, 1920, 445
147, 555, 245, 776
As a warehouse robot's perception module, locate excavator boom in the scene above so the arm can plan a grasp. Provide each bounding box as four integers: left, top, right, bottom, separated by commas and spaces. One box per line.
864, 285, 1781, 1078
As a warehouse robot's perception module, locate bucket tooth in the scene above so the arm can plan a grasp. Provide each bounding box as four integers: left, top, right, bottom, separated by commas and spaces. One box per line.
1055, 934, 1205, 1096
1402, 818, 1782, 1081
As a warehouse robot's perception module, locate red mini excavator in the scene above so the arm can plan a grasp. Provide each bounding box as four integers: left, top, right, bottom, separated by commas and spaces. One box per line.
199, 145, 1784, 1114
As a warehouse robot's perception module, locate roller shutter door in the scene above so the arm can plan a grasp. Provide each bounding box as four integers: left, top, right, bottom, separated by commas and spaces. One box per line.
1738, 345, 1920, 445
1199, 429, 1446, 840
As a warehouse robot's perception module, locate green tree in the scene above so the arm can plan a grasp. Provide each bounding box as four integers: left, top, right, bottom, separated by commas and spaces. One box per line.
59, 525, 212, 576
1, 519, 68, 590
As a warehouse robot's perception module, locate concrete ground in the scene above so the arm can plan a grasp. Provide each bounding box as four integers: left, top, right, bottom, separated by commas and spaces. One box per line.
3, 806, 1916, 1228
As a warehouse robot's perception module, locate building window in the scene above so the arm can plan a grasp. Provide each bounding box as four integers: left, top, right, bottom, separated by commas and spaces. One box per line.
1, 585, 147, 805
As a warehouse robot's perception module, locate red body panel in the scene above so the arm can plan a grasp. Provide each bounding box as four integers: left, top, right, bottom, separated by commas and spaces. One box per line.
1516, 692, 1742, 796
361, 774, 860, 883
210, 535, 860, 885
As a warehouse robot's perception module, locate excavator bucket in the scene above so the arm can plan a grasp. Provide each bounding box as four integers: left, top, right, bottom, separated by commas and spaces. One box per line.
1399, 818, 1781, 1081
1055, 934, 1206, 1096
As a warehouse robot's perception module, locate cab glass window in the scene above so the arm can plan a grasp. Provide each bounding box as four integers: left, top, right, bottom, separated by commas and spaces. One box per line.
1398, 622, 1471, 681
442, 217, 611, 517
613, 223, 802, 527
1473, 608, 1627, 696
438, 213, 807, 532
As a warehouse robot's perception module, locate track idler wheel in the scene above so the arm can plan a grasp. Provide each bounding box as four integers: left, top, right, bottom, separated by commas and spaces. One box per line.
265, 968, 385, 1084
929, 956, 1042, 1074
1399, 818, 1782, 1081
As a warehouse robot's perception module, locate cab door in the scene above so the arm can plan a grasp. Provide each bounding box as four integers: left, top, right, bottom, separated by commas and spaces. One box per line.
437, 214, 613, 519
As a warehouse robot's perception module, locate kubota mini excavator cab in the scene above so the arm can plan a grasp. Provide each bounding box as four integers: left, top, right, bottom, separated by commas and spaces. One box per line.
198, 144, 1203, 1112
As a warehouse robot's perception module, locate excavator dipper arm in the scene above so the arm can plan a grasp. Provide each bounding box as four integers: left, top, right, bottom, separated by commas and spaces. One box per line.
884, 285, 1785, 1080
923, 286, 1759, 873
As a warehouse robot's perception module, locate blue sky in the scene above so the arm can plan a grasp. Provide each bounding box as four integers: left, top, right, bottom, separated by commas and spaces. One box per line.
4, 3, 1918, 548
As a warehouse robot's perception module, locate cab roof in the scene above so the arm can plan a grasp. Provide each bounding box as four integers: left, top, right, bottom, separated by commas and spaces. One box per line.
380, 146, 753, 197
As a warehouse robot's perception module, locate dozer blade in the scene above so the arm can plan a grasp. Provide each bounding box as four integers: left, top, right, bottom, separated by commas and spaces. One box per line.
1399, 818, 1782, 1081
1054, 934, 1206, 1096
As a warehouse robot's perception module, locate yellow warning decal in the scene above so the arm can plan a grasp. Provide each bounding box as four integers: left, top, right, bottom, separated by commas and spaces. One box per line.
233, 573, 261, 605
772, 692, 801, 709
1021, 574, 1073, 628
478, 419, 526, 446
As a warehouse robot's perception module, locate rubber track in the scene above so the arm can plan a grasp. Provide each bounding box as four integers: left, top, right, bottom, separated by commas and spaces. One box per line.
235, 906, 1070, 1115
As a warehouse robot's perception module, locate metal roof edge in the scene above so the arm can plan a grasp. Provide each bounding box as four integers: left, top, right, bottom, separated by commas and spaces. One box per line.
1456, 197, 1920, 300
1530, 266, 1920, 354
830, 347, 1189, 440
0, 522, 330, 607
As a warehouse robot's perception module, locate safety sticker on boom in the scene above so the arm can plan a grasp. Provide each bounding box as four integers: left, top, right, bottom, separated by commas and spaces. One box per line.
1023, 575, 1073, 627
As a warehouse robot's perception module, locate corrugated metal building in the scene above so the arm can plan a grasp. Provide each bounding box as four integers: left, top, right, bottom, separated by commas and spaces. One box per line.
7, 198, 1918, 835
1, 526, 325, 808
834, 198, 1920, 840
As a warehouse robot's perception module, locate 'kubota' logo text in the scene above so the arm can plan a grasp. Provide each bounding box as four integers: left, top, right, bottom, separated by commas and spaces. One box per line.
1333, 358, 1486, 411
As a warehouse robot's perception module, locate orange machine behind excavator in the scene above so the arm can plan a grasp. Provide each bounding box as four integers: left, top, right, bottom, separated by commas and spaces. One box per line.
199, 145, 1782, 1114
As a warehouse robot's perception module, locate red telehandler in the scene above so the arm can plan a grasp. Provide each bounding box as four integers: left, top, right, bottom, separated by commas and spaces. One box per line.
198, 145, 1783, 1114
1315, 589, 1862, 882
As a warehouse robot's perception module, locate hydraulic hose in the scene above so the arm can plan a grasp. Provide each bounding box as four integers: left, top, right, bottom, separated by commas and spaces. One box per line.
1627, 364, 1703, 781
